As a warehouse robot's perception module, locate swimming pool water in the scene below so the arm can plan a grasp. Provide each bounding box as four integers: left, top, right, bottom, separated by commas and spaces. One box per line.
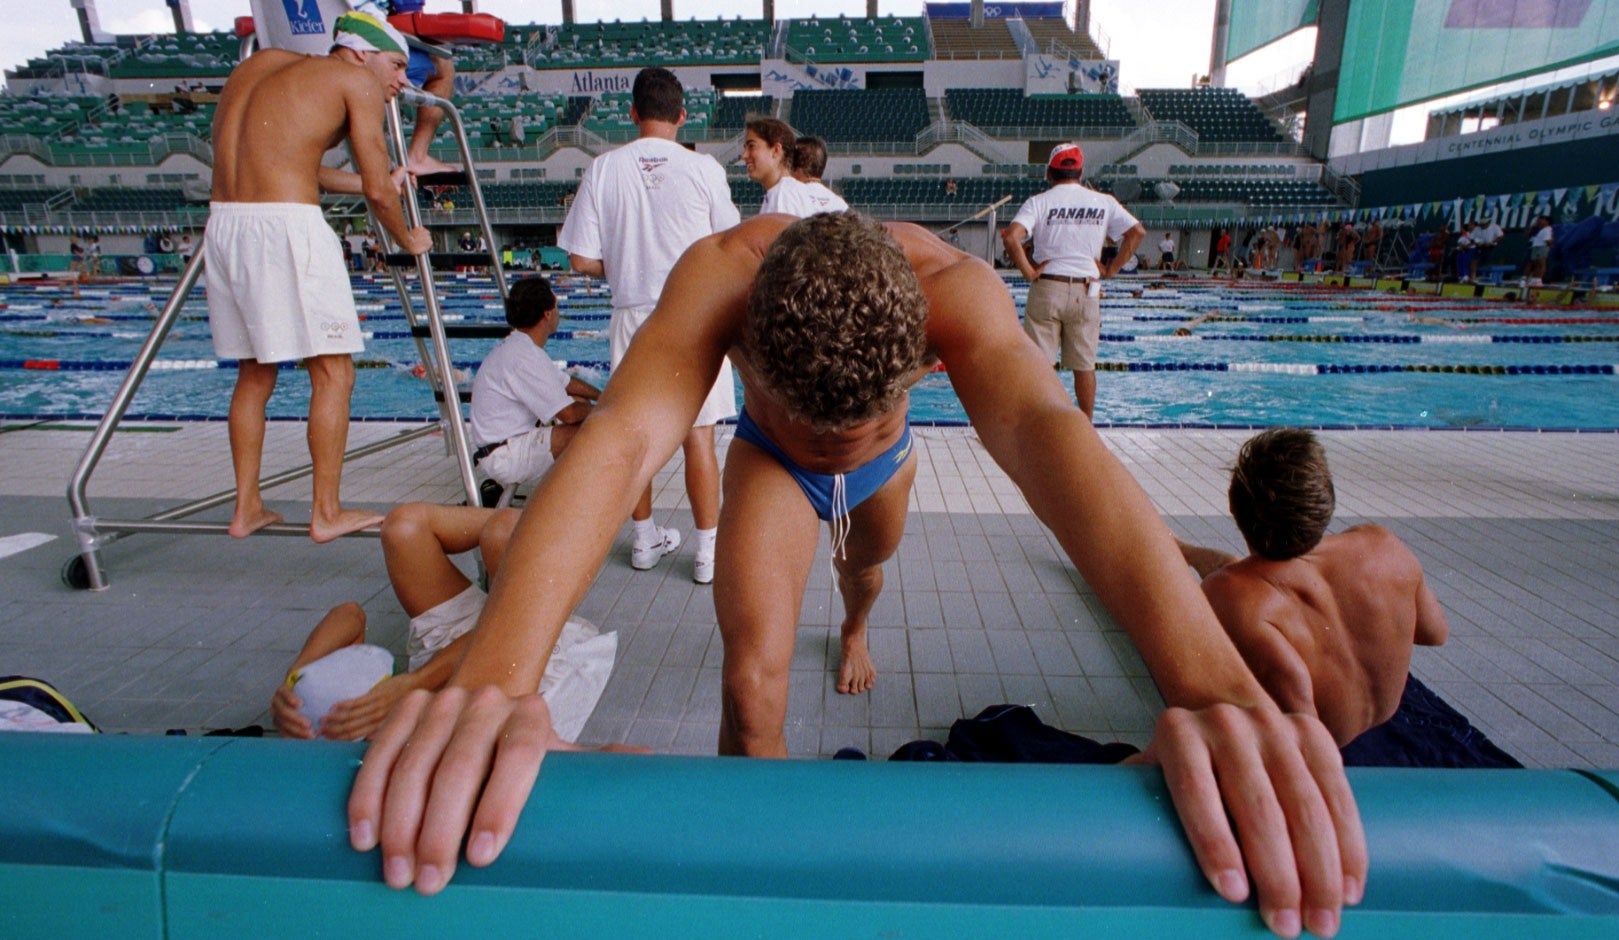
4, 274, 1618, 431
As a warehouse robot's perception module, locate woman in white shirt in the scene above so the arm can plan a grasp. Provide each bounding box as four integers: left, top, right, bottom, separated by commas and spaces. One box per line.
744, 118, 849, 218
743, 116, 798, 214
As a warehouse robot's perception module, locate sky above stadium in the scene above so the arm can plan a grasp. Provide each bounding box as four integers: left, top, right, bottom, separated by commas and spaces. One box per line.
3, 1, 1239, 96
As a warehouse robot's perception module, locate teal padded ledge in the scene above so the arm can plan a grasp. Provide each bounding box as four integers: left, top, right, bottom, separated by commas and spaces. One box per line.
2, 734, 1618, 938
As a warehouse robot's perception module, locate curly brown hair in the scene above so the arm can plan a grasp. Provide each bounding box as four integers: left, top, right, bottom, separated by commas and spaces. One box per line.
1228, 427, 1335, 560
744, 213, 929, 432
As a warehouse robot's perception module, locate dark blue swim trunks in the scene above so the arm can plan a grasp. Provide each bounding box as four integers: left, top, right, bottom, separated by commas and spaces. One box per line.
734, 408, 913, 522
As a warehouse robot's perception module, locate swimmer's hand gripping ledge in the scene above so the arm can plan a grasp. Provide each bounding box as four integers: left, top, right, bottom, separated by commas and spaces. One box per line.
2, 735, 1617, 937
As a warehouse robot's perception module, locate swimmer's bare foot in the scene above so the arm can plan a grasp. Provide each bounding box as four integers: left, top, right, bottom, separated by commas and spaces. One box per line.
309, 507, 384, 544
836, 626, 876, 695
408, 154, 459, 177
228, 505, 284, 538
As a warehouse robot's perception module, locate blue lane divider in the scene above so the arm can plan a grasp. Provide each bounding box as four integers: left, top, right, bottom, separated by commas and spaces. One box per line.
1, 735, 1616, 937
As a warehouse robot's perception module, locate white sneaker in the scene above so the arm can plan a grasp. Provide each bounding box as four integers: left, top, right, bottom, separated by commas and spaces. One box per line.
631, 527, 681, 570
693, 553, 715, 585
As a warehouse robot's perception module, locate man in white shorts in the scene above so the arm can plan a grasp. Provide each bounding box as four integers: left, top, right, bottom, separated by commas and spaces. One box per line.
1001, 142, 1144, 418
270, 502, 615, 743
558, 66, 740, 583
206, 11, 431, 542
468, 276, 599, 502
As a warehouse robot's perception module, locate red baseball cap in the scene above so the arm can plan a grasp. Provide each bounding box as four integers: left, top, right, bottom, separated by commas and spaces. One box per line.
1048, 143, 1084, 173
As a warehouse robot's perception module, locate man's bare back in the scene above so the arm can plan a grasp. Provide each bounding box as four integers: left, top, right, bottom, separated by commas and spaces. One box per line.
1197, 523, 1448, 744
206, 38, 426, 543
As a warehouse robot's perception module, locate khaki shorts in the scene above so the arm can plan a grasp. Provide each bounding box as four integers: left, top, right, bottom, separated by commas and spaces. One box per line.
1023, 277, 1101, 371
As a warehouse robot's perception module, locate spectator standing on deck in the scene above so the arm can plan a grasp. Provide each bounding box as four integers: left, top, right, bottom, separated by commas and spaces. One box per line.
558, 67, 740, 583
1000, 142, 1145, 418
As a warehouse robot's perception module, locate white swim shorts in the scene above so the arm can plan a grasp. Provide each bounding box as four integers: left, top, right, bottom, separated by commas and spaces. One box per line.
405, 583, 486, 672
480, 425, 557, 488
609, 304, 738, 427
204, 202, 362, 363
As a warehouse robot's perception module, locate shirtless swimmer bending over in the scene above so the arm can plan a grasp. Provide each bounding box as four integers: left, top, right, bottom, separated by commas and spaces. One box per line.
351, 213, 1366, 938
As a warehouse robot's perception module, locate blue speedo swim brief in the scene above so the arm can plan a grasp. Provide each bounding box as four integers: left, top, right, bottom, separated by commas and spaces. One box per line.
734, 408, 913, 522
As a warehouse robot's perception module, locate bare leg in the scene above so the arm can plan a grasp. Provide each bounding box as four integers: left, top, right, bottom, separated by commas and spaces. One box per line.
683, 424, 721, 531
227, 358, 284, 537
1072, 370, 1097, 420
715, 439, 821, 756
832, 453, 916, 695
407, 58, 458, 175
304, 353, 382, 543
380, 503, 490, 616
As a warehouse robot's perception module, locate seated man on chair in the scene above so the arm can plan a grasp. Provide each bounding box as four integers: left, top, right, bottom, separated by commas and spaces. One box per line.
1178, 427, 1450, 746
468, 276, 599, 505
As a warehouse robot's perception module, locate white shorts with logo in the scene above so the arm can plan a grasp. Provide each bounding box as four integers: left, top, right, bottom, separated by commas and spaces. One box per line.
204, 202, 362, 363
609, 304, 738, 427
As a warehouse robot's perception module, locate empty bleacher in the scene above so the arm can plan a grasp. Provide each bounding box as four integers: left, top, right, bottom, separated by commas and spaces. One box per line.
786, 16, 930, 62
72, 187, 193, 212
111, 32, 237, 79
715, 94, 774, 131
944, 88, 1134, 133
581, 89, 716, 136
842, 175, 1046, 209
0, 188, 68, 211
0, 95, 104, 138
789, 88, 929, 143
1020, 17, 1105, 59
519, 18, 768, 69
1137, 87, 1286, 144
928, 19, 1020, 59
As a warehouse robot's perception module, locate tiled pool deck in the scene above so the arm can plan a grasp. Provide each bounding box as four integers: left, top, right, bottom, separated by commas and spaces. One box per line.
1, 419, 1616, 768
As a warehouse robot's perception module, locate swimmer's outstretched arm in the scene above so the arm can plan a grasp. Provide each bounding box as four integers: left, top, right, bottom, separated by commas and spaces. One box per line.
349, 231, 751, 896
907, 226, 1364, 937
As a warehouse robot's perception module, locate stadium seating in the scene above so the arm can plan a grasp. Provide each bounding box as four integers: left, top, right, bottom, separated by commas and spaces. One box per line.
0, 188, 68, 211
928, 20, 1019, 59
1021, 17, 1105, 59
1137, 87, 1286, 144
842, 175, 1047, 210
790, 88, 929, 143
715, 94, 774, 131
785, 16, 930, 62
71, 188, 192, 212
517, 18, 768, 69
111, 32, 237, 79
944, 88, 1134, 133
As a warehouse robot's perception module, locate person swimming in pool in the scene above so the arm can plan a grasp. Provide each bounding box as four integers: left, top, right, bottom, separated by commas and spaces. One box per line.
1176, 428, 1450, 745
350, 212, 1367, 938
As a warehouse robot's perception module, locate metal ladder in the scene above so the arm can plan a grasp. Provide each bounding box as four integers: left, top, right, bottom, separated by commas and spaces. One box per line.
63, 89, 501, 590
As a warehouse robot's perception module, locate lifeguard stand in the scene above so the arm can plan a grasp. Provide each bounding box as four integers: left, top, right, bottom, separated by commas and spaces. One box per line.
63, 0, 507, 589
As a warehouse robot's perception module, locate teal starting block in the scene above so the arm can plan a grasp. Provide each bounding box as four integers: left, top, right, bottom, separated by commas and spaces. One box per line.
2, 735, 1617, 937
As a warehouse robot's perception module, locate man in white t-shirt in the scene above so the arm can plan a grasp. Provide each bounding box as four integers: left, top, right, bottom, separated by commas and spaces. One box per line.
1158, 233, 1177, 269
1001, 142, 1144, 417
468, 276, 599, 499
558, 67, 741, 584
